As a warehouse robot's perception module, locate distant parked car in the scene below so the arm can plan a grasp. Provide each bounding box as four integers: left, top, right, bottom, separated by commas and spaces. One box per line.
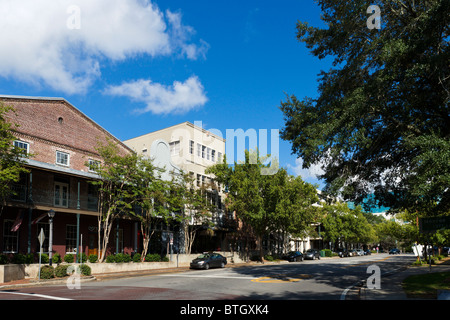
389, 248, 400, 255
190, 253, 227, 269
283, 251, 304, 262
348, 249, 358, 257
337, 248, 350, 258
364, 249, 372, 255
304, 249, 320, 260
355, 249, 364, 256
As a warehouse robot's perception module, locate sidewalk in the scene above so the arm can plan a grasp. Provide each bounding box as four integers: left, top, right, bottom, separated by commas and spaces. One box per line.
359, 259, 450, 300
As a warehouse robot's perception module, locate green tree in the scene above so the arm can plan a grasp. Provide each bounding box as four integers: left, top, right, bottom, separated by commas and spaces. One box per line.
207, 149, 321, 260
279, 0, 450, 215
0, 103, 28, 208
167, 170, 215, 254
271, 169, 320, 252
90, 141, 166, 262
322, 202, 376, 248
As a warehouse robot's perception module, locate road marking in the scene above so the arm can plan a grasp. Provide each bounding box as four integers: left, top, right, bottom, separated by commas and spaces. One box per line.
157, 274, 257, 280
0, 291, 72, 300
251, 274, 311, 283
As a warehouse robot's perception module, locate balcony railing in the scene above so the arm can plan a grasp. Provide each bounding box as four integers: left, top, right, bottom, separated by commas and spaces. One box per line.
7, 184, 98, 212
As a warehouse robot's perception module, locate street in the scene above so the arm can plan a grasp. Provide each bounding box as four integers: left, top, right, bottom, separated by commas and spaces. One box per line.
0, 253, 416, 301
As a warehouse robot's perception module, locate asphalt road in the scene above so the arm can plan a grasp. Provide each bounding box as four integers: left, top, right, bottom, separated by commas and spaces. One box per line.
0, 253, 416, 301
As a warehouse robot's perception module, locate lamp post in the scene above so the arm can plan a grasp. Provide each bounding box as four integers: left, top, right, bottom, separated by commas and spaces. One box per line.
48, 209, 55, 266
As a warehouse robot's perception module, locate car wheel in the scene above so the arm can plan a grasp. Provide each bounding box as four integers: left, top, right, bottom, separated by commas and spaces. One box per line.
220, 262, 225, 268
312, 255, 315, 260
204, 263, 210, 270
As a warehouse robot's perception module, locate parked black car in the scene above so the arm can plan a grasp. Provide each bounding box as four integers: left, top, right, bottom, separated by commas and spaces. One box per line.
389, 248, 400, 255
283, 251, 304, 262
304, 249, 320, 260
337, 248, 350, 258
190, 253, 227, 269
364, 249, 372, 255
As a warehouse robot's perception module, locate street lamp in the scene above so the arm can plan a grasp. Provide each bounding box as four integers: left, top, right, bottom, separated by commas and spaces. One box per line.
48, 209, 55, 266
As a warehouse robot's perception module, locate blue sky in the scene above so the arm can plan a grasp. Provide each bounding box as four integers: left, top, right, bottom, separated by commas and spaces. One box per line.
0, 0, 333, 188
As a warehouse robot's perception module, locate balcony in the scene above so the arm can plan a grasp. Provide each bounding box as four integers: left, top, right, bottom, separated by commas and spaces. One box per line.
7, 184, 98, 213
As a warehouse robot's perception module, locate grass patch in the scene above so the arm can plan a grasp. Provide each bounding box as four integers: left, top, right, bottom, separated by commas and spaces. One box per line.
402, 272, 450, 299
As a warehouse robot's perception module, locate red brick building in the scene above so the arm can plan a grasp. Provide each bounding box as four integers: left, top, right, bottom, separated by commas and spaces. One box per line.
0, 95, 137, 261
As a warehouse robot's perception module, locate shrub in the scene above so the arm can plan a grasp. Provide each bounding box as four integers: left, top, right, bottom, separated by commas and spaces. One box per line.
132, 253, 141, 263
55, 265, 70, 277
323, 249, 333, 257
78, 253, 88, 263
0, 254, 8, 264
52, 253, 62, 264
88, 254, 98, 263
106, 255, 115, 263
114, 253, 131, 263
40, 265, 54, 279
161, 256, 169, 262
64, 254, 75, 263
11, 253, 26, 264
145, 253, 161, 262
264, 255, 274, 261
79, 264, 91, 276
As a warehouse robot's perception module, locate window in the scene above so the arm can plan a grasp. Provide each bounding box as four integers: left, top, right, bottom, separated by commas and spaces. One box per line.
14, 140, 29, 154
56, 151, 69, 166
207, 148, 211, 160
169, 141, 180, 156
2, 220, 19, 253
88, 159, 100, 172
189, 140, 194, 154
202, 145, 206, 158
66, 225, 77, 253
211, 150, 216, 162
54, 182, 69, 207
197, 143, 201, 157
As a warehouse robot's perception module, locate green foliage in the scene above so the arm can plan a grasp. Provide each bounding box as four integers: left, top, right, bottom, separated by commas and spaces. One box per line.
206, 149, 321, 260
64, 254, 75, 263
280, 0, 450, 215
79, 264, 91, 276
0, 103, 30, 204
52, 253, 62, 265
106, 255, 115, 263
39, 265, 54, 279
0, 254, 8, 264
114, 253, 131, 263
145, 253, 161, 262
88, 254, 98, 263
11, 253, 33, 264
78, 253, 87, 263
54, 265, 70, 277
132, 253, 141, 263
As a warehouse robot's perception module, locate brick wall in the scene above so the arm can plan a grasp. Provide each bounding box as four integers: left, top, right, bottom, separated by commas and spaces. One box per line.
1, 96, 132, 171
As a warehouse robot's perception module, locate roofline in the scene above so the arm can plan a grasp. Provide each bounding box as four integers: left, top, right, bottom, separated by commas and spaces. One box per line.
124, 121, 226, 143
0, 94, 135, 154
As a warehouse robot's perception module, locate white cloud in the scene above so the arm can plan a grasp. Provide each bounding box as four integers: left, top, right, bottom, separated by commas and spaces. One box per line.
0, 0, 208, 94
289, 157, 325, 181
104, 75, 208, 115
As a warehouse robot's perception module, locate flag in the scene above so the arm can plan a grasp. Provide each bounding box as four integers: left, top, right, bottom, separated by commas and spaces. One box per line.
11, 210, 24, 232
32, 212, 48, 224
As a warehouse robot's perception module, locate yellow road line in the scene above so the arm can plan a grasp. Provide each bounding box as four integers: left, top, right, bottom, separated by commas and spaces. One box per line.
251, 274, 312, 283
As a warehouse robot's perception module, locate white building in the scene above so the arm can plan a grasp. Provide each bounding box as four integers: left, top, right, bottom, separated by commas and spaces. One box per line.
124, 122, 231, 253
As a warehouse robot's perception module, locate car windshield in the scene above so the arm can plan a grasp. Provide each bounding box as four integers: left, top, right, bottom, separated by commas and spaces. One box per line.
196, 254, 210, 259
306, 249, 314, 253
